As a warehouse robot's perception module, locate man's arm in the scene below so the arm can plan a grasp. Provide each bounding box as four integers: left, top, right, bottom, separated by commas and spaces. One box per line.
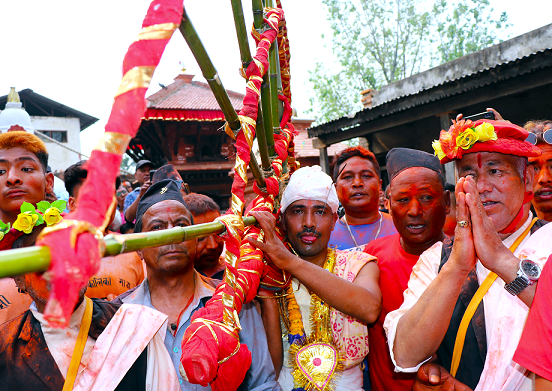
393, 178, 477, 368
249, 211, 382, 325
238, 302, 282, 391
124, 180, 151, 223
257, 292, 284, 377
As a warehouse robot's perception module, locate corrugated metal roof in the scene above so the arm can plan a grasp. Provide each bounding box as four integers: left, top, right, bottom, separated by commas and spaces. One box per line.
147, 75, 244, 111
309, 23, 552, 137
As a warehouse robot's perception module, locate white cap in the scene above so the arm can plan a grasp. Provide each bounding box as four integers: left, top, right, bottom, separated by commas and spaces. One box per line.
280, 165, 339, 214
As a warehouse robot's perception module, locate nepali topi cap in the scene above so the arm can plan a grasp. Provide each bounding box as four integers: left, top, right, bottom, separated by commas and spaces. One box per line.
135, 179, 188, 232
432, 119, 541, 164
386, 148, 443, 183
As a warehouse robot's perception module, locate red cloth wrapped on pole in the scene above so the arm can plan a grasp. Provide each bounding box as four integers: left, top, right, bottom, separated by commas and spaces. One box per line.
180, 6, 299, 390
36, 0, 183, 328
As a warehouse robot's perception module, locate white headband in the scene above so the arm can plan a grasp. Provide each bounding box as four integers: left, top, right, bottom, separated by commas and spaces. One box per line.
280, 165, 339, 214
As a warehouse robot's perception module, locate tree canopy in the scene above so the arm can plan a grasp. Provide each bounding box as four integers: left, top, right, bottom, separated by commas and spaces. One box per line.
308, 0, 510, 123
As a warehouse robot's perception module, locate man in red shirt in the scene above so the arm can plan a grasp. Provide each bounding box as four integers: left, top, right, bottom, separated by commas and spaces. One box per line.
365, 148, 450, 391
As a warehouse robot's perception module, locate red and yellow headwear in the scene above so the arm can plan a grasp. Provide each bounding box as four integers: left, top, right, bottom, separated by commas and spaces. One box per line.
432, 119, 541, 163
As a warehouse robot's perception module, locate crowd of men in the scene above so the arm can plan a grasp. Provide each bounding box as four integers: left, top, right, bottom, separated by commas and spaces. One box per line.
0, 111, 551, 391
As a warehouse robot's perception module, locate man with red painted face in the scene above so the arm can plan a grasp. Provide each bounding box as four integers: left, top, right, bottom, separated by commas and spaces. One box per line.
330, 147, 397, 251
250, 166, 382, 391
364, 148, 450, 391
525, 120, 552, 222
385, 118, 552, 391
0, 131, 54, 324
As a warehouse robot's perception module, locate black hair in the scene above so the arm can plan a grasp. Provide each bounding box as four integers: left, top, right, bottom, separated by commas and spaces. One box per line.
64, 160, 88, 196
331, 146, 381, 181
182, 193, 221, 216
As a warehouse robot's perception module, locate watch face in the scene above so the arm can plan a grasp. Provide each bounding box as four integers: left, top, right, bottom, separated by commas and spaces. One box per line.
521, 260, 541, 279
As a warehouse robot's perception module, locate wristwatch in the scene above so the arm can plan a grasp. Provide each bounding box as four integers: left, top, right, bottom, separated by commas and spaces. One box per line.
504, 259, 541, 296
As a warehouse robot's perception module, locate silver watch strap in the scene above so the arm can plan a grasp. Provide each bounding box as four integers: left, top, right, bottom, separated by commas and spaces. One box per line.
504, 275, 529, 296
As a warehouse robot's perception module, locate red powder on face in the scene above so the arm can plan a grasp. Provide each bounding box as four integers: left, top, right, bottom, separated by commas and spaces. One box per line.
477, 154, 482, 169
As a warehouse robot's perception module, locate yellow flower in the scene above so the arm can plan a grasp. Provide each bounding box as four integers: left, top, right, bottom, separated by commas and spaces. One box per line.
432, 140, 446, 160
44, 207, 63, 226
474, 122, 497, 142
13, 212, 39, 234
456, 128, 479, 150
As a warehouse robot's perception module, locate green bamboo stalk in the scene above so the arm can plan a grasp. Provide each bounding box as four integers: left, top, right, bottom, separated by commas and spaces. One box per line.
253, 0, 277, 159
231, 0, 253, 68
231, 0, 271, 173
255, 104, 272, 171
179, 7, 265, 188
0, 216, 257, 279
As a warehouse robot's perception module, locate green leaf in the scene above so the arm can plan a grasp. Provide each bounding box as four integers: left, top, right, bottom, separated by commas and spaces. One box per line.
20, 202, 36, 214
37, 201, 51, 214
0, 220, 7, 230
34, 213, 44, 226
51, 200, 67, 212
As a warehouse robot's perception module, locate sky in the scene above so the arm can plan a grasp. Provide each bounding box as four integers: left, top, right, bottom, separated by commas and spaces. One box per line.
1, 0, 551, 157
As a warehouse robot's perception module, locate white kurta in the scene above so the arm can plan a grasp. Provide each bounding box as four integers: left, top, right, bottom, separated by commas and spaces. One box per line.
384, 214, 552, 391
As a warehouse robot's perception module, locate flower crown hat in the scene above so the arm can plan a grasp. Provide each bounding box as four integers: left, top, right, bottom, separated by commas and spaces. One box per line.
432, 119, 541, 164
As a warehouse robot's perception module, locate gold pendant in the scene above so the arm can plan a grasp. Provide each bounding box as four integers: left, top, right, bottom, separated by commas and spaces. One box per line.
295, 342, 338, 391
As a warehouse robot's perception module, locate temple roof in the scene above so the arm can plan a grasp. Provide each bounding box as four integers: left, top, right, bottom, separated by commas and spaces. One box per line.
146, 74, 244, 111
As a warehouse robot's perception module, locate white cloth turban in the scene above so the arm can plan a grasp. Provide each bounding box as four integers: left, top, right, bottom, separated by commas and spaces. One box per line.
280, 165, 339, 214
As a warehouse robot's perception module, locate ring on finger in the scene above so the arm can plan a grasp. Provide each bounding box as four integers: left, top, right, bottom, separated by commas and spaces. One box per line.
457, 220, 469, 228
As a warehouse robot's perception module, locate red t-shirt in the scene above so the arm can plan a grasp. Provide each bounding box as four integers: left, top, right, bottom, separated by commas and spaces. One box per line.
513, 258, 552, 381
364, 233, 418, 391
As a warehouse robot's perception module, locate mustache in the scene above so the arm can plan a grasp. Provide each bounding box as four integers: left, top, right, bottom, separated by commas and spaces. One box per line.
296, 227, 321, 238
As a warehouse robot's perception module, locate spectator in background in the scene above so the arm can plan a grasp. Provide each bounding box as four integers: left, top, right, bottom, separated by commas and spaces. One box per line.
120, 222, 135, 235
122, 180, 133, 193
183, 193, 226, 280
124, 160, 155, 223
365, 148, 450, 391
151, 164, 189, 197
65, 161, 145, 300
525, 120, 552, 222
443, 182, 457, 236
329, 146, 396, 252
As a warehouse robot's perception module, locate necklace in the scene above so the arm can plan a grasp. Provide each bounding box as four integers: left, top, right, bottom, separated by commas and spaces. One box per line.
278, 247, 344, 391
343, 211, 382, 248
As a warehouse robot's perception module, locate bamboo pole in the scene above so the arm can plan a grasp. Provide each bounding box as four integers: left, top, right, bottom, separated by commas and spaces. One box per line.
253, 0, 277, 159
0, 216, 257, 279
230, 0, 252, 68
178, 7, 265, 188
231, 0, 271, 173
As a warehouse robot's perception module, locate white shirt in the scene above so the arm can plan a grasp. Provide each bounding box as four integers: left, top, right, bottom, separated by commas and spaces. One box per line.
383, 214, 551, 391
31, 299, 95, 379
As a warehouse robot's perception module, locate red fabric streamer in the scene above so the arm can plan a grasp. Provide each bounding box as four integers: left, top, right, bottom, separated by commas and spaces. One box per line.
180, 6, 299, 390
36, 0, 183, 328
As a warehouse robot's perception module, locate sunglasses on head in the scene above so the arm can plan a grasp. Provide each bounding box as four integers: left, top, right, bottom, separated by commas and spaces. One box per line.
525, 129, 552, 145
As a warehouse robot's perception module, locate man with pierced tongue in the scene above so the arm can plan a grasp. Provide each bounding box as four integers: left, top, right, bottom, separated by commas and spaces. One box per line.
385, 118, 552, 391
250, 166, 382, 391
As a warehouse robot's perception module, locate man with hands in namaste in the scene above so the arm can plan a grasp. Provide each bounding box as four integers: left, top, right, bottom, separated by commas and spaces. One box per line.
385, 117, 552, 391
